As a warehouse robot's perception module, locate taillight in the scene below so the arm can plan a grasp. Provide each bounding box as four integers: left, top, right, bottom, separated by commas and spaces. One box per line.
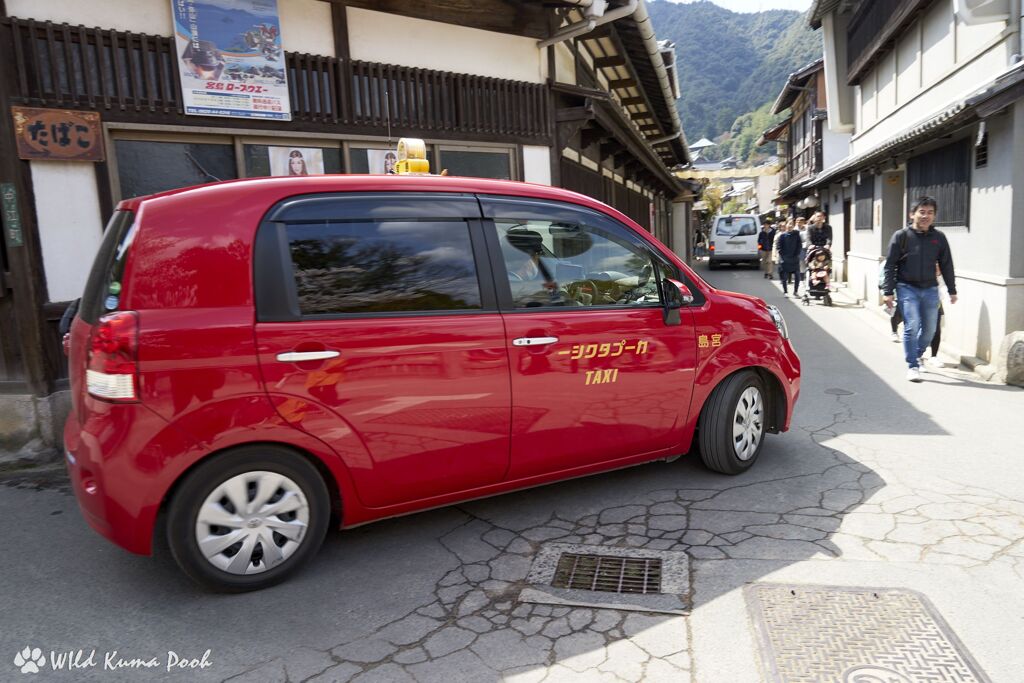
709, 242, 716, 251
86, 311, 139, 402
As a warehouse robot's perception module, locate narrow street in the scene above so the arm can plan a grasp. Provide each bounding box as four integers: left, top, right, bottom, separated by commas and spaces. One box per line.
2, 263, 1022, 683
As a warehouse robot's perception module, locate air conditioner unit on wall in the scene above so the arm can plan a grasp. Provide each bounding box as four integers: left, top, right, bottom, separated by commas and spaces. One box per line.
954, 0, 1011, 24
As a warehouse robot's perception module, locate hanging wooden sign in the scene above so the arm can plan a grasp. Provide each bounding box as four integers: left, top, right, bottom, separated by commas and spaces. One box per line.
10, 107, 104, 162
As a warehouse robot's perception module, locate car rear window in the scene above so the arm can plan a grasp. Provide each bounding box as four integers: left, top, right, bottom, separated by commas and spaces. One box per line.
285, 220, 482, 315
79, 210, 136, 325
715, 217, 757, 237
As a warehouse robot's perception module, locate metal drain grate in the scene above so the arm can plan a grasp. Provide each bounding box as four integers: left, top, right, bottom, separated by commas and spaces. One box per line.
551, 553, 662, 594
745, 584, 991, 683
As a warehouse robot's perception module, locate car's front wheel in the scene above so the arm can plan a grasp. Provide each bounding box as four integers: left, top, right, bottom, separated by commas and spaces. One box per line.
697, 370, 767, 475
167, 446, 330, 592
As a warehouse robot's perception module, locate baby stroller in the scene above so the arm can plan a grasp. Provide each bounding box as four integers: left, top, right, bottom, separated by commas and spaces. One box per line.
802, 245, 833, 306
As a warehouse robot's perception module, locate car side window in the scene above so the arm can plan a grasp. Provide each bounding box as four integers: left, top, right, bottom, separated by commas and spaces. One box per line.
285, 220, 481, 315
491, 220, 661, 309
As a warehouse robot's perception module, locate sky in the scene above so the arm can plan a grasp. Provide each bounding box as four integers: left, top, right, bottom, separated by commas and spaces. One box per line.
665, 0, 813, 12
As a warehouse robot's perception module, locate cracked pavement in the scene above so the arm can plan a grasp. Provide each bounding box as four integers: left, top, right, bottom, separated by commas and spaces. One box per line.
2, 264, 1022, 682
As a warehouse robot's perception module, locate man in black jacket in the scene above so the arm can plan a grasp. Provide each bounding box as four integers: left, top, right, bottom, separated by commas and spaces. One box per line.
808, 210, 832, 248
882, 196, 957, 382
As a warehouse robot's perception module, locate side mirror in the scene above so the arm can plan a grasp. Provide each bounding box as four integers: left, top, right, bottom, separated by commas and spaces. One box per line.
661, 277, 694, 326
664, 278, 695, 305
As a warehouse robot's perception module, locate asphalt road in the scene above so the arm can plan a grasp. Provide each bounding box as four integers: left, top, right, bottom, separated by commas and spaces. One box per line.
2, 262, 1022, 683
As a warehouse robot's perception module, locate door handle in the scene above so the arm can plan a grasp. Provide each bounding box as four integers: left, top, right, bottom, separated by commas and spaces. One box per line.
512, 337, 559, 347
276, 350, 340, 362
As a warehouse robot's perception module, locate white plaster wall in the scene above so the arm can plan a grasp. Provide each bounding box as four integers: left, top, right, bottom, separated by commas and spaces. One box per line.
963, 119, 1014, 277
7, 0, 172, 34
670, 201, 691, 264
522, 146, 552, 186
30, 162, 104, 303
851, 0, 1012, 155
279, 0, 334, 57
922, 0, 955, 86
956, 11, 1005, 63
555, 42, 578, 85
347, 7, 544, 84
852, 45, 1008, 153
896, 25, 921, 106
860, 74, 877, 128
821, 125, 850, 170
877, 51, 897, 116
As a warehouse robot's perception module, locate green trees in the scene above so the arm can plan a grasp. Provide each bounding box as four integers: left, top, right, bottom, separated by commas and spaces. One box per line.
647, 0, 820, 163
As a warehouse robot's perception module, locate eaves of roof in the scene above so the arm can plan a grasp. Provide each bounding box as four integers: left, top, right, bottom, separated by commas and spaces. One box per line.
806, 62, 1024, 188
771, 58, 824, 115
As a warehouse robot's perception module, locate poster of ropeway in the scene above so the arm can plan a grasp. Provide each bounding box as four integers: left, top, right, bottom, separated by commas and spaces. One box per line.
171, 0, 291, 121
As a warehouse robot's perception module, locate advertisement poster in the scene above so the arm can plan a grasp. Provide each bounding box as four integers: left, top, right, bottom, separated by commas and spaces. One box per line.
171, 0, 291, 121
268, 147, 324, 176
366, 149, 398, 174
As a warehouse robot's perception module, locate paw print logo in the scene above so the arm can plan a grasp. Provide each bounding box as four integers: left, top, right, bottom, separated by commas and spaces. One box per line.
13, 647, 46, 674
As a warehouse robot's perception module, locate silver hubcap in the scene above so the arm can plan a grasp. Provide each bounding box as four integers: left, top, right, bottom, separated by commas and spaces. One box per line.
732, 386, 764, 461
195, 471, 310, 575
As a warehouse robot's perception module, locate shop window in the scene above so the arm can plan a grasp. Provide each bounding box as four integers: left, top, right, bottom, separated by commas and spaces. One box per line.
854, 174, 874, 231
349, 147, 434, 175
244, 145, 342, 177
115, 140, 237, 199
907, 138, 970, 229
438, 150, 512, 180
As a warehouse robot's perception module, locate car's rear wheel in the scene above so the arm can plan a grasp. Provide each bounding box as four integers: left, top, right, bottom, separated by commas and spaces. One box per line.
167, 446, 330, 592
698, 370, 766, 474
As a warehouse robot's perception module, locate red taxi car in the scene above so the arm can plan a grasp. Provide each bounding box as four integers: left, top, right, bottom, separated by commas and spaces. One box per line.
64, 174, 800, 591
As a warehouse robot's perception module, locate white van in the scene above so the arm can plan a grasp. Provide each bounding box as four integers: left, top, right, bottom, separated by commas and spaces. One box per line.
709, 214, 761, 269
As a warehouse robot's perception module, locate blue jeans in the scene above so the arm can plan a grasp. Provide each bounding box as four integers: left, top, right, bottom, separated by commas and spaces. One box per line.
897, 283, 939, 368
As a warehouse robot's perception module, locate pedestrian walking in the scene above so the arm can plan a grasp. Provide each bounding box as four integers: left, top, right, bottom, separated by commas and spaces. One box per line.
881, 196, 957, 382
694, 228, 707, 259
777, 222, 803, 296
772, 219, 790, 278
808, 210, 832, 248
758, 221, 777, 279
795, 216, 810, 277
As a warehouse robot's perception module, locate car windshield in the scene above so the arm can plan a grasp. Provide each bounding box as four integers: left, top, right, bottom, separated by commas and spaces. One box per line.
716, 217, 757, 237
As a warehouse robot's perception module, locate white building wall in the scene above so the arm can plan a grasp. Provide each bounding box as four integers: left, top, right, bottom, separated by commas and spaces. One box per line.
821, 125, 851, 170
347, 7, 544, 84
30, 162, 104, 303
278, 0, 335, 57
852, 2, 1012, 154
522, 146, 552, 186
6, 0, 335, 57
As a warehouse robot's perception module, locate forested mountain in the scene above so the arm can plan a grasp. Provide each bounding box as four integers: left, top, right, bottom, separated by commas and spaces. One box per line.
647, 0, 821, 162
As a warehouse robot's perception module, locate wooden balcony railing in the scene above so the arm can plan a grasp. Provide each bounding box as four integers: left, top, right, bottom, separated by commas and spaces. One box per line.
0, 17, 550, 139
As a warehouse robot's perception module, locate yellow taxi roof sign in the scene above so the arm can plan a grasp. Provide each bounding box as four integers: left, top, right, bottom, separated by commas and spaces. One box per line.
395, 138, 429, 175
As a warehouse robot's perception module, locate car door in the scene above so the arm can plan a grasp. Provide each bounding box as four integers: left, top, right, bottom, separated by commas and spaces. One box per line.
253, 193, 511, 508
479, 195, 699, 481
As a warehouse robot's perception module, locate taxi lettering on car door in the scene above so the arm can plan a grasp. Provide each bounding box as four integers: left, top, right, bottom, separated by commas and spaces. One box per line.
480, 196, 698, 480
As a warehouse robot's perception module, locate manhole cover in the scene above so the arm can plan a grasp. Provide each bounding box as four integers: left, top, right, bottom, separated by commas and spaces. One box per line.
745, 584, 990, 683
519, 543, 689, 614
551, 553, 662, 594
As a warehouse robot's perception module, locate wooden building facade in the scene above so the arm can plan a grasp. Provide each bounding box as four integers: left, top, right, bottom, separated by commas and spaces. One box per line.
0, 0, 692, 448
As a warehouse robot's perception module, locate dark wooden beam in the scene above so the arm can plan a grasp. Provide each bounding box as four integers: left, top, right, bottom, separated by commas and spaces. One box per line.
640, 124, 661, 132
0, 24, 56, 393
599, 140, 625, 161
331, 2, 350, 61
337, 0, 550, 39
593, 55, 626, 69
619, 96, 645, 106
580, 126, 610, 149
606, 78, 637, 90
556, 104, 594, 122
613, 151, 632, 169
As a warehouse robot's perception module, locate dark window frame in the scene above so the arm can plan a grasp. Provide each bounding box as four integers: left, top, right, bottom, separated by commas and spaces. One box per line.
907, 137, 971, 230
854, 174, 874, 231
